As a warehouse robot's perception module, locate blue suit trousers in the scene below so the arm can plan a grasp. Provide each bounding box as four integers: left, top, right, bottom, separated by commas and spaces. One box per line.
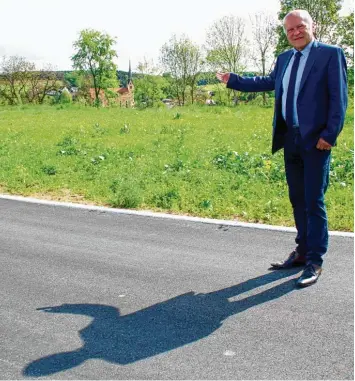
284, 128, 331, 266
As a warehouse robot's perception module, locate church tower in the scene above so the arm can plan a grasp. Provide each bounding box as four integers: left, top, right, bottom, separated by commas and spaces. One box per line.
127, 60, 134, 93
116, 60, 135, 107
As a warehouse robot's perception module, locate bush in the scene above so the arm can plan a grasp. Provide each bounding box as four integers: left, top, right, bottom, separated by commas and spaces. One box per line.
248, 94, 274, 107
109, 179, 142, 208
59, 89, 72, 104
41, 165, 57, 175
152, 189, 180, 209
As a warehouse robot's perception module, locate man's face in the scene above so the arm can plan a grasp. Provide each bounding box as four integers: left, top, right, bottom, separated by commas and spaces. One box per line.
284, 14, 314, 50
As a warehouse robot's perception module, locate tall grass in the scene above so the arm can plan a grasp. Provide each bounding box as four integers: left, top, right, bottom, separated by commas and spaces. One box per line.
0, 103, 353, 231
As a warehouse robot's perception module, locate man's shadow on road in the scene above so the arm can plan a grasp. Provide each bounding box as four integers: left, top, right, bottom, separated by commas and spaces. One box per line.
23, 269, 301, 377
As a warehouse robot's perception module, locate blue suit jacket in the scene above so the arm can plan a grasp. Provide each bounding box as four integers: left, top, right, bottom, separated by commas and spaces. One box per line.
226, 41, 348, 153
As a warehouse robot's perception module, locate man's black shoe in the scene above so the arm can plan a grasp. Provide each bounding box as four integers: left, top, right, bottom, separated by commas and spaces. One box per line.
296, 264, 322, 287
270, 250, 306, 269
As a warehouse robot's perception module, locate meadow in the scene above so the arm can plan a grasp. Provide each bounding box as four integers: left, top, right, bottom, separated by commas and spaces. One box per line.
0, 103, 353, 231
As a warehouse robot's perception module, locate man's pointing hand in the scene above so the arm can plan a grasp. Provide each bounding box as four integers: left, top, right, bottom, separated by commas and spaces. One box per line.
216, 72, 230, 84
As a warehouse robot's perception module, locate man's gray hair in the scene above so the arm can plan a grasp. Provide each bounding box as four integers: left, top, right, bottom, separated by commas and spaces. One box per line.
283, 9, 313, 32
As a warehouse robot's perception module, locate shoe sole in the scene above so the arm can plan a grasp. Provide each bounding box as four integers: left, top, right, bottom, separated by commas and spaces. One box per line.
296, 274, 321, 288
297, 280, 316, 287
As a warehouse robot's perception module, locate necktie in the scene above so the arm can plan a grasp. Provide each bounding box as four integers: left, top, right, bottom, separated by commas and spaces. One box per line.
286, 51, 302, 128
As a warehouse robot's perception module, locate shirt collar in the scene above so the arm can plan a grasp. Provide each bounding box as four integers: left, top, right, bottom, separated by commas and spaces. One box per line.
293, 39, 314, 58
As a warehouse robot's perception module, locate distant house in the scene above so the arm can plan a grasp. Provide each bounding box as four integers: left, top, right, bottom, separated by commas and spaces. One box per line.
89, 62, 135, 107
161, 98, 174, 108
45, 86, 77, 97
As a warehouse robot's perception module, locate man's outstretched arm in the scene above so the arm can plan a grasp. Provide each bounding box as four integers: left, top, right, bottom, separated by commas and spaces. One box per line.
216, 64, 277, 93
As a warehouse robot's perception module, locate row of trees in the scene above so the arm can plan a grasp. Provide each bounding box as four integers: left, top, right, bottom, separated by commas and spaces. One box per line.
151, 0, 354, 106
0, 0, 353, 107
124, 0, 354, 107
0, 29, 119, 107
0, 56, 59, 105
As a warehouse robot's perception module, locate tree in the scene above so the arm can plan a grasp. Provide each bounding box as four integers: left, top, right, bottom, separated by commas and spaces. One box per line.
64, 71, 85, 88
160, 35, 204, 105
335, 12, 354, 95
275, 0, 342, 55
26, 65, 60, 104
249, 11, 278, 104
0, 56, 34, 105
205, 16, 248, 73
134, 58, 168, 107
136, 58, 160, 76
335, 12, 354, 66
134, 75, 168, 108
205, 15, 248, 104
0, 56, 61, 105
71, 29, 118, 106
185, 45, 204, 104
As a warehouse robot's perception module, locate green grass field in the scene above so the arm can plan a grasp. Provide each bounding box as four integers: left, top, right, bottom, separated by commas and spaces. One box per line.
0, 103, 353, 231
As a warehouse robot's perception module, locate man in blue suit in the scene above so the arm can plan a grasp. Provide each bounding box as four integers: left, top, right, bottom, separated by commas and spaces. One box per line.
217, 9, 348, 287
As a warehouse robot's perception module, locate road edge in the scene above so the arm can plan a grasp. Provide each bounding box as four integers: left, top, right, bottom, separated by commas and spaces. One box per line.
0, 194, 353, 237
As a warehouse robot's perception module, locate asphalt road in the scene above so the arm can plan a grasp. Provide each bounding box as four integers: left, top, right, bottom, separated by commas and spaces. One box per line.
0, 198, 353, 380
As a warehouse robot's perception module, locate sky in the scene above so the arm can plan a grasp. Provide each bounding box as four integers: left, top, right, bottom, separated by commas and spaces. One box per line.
0, 0, 353, 72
